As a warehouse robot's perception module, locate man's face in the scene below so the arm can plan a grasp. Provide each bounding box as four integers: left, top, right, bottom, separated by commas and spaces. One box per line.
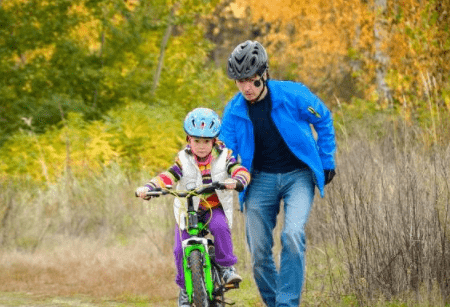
235, 75, 264, 102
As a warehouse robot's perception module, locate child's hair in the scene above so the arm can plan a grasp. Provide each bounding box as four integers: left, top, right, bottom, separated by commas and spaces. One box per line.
183, 108, 221, 138
185, 135, 217, 143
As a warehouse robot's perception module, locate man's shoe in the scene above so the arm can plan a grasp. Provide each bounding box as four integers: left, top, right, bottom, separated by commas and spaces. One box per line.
178, 289, 190, 307
221, 266, 242, 285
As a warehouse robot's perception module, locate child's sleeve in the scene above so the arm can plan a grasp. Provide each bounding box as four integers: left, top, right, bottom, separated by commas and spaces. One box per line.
226, 149, 251, 188
145, 157, 183, 190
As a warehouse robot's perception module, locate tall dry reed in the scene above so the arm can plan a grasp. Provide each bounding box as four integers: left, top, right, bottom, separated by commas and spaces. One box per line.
0, 164, 175, 255
309, 118, 450, 305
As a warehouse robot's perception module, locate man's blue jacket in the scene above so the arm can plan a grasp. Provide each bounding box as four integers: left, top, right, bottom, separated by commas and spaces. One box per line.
219, 80, 336, 209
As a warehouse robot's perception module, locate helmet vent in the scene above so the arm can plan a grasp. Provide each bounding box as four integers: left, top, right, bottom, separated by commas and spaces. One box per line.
236, 57, 245, 65
226, 40, 268, 80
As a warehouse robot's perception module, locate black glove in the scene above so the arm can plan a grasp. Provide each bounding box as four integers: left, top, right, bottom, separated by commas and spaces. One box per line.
324, 169, 336, 185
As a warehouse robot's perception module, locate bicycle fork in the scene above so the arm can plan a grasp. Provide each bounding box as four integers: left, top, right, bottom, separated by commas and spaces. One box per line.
182, 237, 215, 302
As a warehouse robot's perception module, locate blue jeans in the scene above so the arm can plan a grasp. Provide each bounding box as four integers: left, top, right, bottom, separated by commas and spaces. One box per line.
245, 169, 315, 307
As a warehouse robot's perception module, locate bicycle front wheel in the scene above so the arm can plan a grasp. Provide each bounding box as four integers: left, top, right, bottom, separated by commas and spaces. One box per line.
190, 249, 209, 307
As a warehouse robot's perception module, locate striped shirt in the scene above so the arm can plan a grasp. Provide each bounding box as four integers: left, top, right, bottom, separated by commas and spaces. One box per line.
145, 141, 251, 209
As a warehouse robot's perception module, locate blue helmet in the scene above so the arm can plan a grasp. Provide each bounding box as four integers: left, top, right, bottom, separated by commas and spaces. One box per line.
183, 108, 221, 138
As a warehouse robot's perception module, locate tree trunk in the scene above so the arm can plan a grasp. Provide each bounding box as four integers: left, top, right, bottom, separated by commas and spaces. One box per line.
373, 0, 393, 105
151, 5, 177, 96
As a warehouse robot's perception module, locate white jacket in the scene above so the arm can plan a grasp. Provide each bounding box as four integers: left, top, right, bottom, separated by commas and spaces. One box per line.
174, 149, 234, 230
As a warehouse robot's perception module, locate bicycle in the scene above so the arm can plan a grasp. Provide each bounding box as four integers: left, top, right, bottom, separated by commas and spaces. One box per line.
136, 181, 240, 307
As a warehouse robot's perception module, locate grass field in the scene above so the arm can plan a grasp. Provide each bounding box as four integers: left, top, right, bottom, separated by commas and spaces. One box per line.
1, 113, 450, 306
0, 235, 264, 306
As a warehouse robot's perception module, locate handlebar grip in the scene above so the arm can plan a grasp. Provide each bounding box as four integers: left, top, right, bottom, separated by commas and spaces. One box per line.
235, 180, 244, 192
214, 181, 227, 190
215, 181, 244, 192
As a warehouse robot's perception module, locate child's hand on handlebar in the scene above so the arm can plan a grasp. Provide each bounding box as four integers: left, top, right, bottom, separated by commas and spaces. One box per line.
223, 178, 238, 190
136, 186, 151, 200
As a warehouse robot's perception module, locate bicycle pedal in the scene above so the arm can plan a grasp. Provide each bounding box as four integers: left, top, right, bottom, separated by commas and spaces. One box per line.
224, 282, 240, 289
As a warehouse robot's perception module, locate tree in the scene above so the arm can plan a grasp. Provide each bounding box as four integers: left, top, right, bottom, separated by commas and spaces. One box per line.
231, 0, 372, 101
0, 0, 86, 141
231, 0, 450, 108
0, 0, 225, 146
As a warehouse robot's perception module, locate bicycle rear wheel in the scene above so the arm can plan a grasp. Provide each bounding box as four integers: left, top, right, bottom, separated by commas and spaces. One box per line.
190, 249, 209, 306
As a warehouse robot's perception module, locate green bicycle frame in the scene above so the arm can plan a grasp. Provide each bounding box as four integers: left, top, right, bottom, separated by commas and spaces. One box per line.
183, 221, 215, 303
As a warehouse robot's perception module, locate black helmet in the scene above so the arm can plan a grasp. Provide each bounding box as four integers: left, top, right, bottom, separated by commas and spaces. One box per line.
227, 40, 268, 80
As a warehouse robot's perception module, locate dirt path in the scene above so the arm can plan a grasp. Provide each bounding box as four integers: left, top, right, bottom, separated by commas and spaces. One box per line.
0, 238, 261, 307
0, 292, 180, 306
0, 290, 260, 307
0, 291, 181, 306
0, 292, 115, 307
0, 238, 179, 306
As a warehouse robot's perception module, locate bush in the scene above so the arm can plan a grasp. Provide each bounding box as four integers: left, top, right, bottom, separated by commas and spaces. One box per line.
0, 102, 185, 183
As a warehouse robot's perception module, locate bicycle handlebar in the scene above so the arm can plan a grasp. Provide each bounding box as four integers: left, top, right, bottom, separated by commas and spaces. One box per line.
135, 181, 230, 198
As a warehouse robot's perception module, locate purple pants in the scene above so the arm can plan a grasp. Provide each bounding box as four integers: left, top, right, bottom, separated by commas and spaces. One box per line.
173, 206, 237, 289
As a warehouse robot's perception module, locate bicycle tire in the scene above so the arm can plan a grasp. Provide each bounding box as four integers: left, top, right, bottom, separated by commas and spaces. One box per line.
190, 249, 209, 307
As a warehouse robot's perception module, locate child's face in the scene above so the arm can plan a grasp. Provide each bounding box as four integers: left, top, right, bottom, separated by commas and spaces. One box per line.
188, 137, 214, 158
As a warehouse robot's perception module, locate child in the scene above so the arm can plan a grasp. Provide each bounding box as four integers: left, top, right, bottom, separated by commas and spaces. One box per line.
136, 107, 250, 307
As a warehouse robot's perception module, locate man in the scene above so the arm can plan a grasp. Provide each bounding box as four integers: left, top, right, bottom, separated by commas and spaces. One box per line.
219, 40, 336, 307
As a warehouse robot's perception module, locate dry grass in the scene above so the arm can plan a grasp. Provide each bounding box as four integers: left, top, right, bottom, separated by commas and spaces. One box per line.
306, 118, 450, 306
0, 236, 178, 304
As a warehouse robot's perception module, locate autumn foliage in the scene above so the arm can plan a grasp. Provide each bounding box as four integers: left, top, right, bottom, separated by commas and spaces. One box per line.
235, 0, 450, 108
